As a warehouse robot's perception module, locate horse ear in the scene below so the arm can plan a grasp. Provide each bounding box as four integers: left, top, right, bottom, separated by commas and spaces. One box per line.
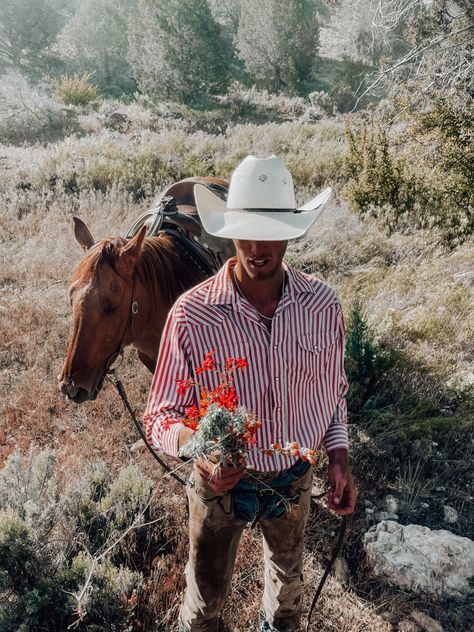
121, 225, 147, 261
73, 217, 95, 252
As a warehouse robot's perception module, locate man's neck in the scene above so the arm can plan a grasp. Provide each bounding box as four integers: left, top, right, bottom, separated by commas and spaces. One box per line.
232, 260, 285, 313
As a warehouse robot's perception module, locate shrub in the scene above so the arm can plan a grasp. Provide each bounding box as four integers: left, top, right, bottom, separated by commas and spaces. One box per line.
309, 90, 333, 115
343, 114, 421, 233
345, 296, 398, 416
218, 83, 310, 122
19, 119, 345, 199
343, 100, 474, 246
52, 72, 98, 106
0, 72, 79, 146
402, 96, 474, 246
0, 448, 150, 631
64, 461, 153, 559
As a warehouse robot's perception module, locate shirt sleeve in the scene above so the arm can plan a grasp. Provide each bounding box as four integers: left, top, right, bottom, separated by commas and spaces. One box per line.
143, 301, 195, 459
323, 302, 349, 452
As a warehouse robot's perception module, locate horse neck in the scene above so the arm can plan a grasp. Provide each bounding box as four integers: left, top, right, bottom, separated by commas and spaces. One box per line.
131, 235, 205, 361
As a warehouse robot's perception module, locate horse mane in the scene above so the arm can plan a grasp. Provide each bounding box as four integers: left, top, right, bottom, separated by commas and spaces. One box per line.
137, 234, 207, 304
72, 234, 207, 305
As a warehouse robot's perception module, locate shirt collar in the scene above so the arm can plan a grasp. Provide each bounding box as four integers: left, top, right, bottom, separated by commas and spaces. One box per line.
204, 257, 317, 306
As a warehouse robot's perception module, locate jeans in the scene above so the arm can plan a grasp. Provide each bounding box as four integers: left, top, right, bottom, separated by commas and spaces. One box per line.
178, 460, 313, 632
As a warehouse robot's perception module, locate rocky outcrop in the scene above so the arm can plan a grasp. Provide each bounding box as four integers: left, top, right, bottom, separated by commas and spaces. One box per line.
364, 520, 474, 596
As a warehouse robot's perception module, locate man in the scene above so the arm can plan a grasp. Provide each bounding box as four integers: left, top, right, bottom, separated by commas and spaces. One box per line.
144, 155, 358, 632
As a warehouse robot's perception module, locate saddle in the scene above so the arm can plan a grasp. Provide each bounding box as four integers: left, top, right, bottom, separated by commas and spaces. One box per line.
126, 177, 230, 275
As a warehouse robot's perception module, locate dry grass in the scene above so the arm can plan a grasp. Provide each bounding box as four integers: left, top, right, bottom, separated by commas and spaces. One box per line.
1, 113, 473, 631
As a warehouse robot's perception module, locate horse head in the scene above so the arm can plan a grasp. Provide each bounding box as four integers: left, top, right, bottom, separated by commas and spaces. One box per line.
59, 218, 147, 403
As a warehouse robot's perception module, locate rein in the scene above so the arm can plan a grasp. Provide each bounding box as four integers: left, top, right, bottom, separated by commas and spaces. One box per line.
106, 369, 188, 487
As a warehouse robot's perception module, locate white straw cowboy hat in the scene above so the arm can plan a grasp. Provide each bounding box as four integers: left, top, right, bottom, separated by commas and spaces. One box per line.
194, 155, 332, 241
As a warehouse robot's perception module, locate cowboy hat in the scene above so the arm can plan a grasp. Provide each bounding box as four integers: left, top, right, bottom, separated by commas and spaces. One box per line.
194, 155, 331, 241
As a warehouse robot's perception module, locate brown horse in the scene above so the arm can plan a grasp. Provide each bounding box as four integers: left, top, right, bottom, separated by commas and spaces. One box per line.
59, 176, 231, 403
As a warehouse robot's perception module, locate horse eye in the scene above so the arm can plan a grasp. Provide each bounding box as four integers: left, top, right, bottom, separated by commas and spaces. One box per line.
110, 282, 119, 293
103, 302, 119, 315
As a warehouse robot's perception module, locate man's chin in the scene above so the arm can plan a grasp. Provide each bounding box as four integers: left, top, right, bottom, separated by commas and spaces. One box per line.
245, 264, 279, 281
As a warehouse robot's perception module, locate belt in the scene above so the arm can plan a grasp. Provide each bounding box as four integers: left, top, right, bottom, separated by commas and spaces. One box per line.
242, 469, 282, 484
241, 458, 309, 485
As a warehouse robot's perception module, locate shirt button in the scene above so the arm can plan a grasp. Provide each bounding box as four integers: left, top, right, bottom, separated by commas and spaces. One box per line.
313, 344, 319, 350
274, 345, 278, 350
275, 376, 279, 381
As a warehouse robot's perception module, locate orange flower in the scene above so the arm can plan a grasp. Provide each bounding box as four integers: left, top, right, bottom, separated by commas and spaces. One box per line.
217, 386, 238, 410
183, 419, 199, 431
234, 357, 249, 369
195, 350, 216, 374
176, 379, 194, 397
185, 405, 200, 420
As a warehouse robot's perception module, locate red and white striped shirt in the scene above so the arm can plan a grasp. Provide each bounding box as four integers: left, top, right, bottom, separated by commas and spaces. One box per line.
144, 257, 349, 472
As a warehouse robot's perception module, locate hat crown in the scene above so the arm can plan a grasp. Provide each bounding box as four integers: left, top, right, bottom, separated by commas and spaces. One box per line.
227, 155, 296, 210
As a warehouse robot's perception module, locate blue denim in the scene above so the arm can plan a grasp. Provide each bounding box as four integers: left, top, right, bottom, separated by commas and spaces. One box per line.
260, 611, 280, 631
231, 459, 310, 523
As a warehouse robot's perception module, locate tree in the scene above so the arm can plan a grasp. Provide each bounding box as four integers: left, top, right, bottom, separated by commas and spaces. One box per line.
236, 0, 319, 93
127, 0, 232, 103
54, 0, 137, 97
0, 0, 69, 80
350, 0, 474, 107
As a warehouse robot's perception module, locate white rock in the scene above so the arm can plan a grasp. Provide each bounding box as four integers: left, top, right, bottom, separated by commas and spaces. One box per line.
365, 507, 374, 515
385, 494, 399, 513
443, 505, 458, 524
364, 520, 474, 596
411, 611, 443, 632
420, 502, 429, 509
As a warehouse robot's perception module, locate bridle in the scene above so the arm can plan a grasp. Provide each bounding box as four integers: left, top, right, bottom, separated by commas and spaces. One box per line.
102, 270, 139, 379
100, 267, 189, 487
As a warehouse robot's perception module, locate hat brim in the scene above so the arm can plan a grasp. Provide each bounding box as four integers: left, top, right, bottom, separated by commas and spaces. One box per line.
194, 184, 332, 241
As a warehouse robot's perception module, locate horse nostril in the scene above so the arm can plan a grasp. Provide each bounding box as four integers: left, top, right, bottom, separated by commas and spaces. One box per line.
60, 381, 74, 397
72, 387, 91, 404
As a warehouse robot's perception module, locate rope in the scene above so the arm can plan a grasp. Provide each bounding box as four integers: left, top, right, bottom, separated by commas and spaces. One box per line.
305, 513, 348, 631
107, 371, 188, 487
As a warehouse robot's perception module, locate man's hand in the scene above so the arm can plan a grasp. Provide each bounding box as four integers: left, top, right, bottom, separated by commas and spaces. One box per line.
327, 448, 358, 515
194, 456, 246, 493
179, 427, 246, 493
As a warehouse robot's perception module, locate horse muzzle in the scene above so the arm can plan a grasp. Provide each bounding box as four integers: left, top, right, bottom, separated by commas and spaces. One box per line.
59, 375, 102, 403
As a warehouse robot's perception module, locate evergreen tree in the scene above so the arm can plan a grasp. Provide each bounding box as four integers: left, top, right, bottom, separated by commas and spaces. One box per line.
128, 0, 232, 103
54, 0, 137, 97
0, 0, 69, 80
236, 0, 319, 92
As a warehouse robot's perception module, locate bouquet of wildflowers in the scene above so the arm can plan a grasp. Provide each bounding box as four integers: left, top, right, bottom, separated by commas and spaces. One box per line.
176, 351, 317, 467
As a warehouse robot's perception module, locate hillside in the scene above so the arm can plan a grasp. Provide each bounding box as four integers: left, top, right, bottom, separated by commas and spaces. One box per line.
1, 102, 473, 630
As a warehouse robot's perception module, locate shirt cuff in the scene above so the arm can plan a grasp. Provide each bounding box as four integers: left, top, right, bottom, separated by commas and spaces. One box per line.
159, 421, 187, 459
323, 422, 349, 452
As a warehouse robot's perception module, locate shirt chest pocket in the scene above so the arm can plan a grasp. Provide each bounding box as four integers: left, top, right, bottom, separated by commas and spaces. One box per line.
296, 330, 338, 382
